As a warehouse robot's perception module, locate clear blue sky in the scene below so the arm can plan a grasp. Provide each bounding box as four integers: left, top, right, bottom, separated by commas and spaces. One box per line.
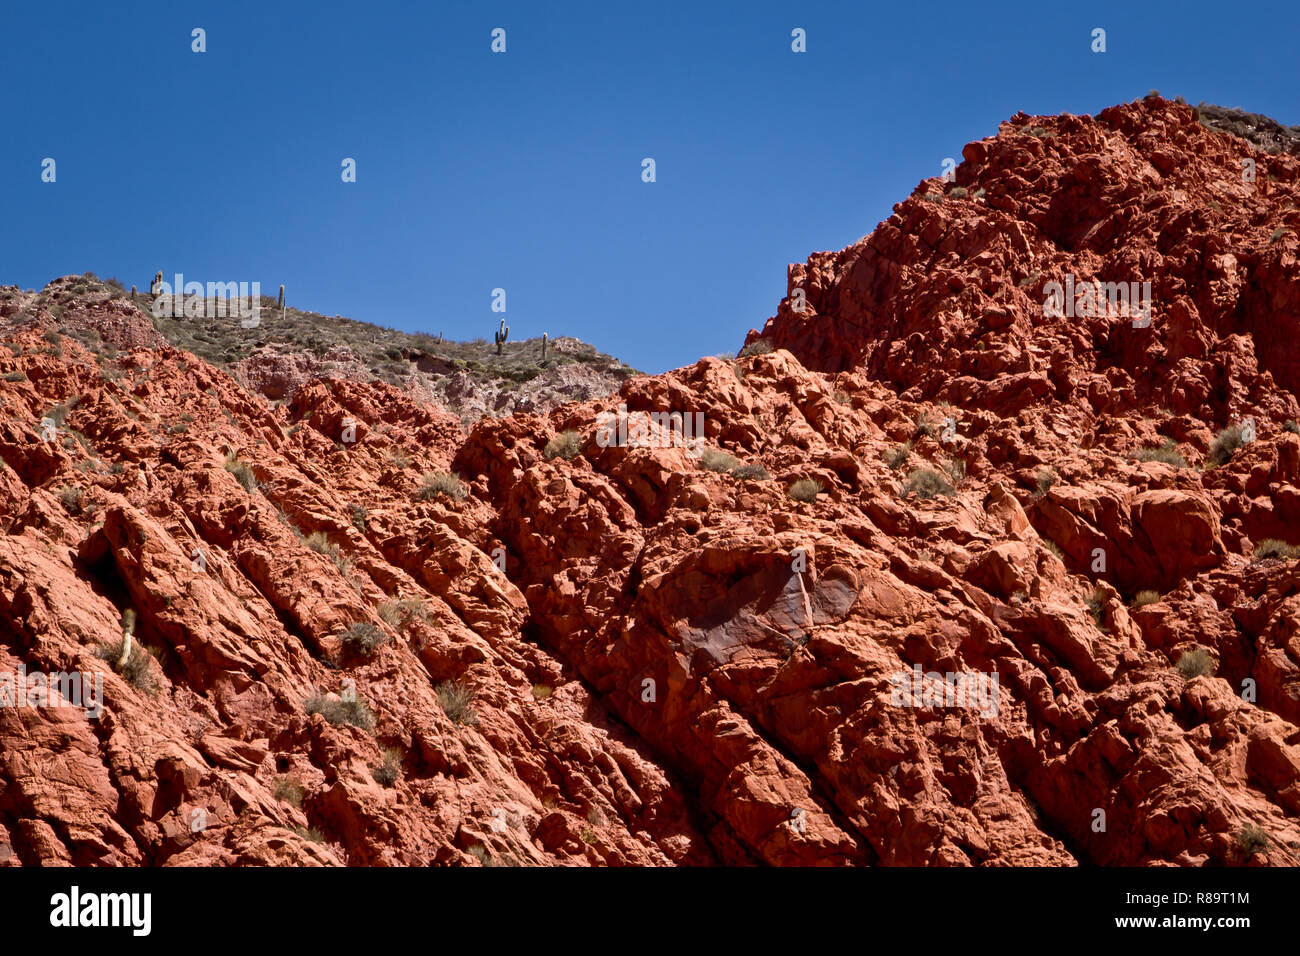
3, 0, 1297, 373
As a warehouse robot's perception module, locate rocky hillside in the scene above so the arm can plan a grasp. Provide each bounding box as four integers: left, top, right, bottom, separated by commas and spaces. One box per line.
2, 96, 1300, 866
0, 277, 638, 422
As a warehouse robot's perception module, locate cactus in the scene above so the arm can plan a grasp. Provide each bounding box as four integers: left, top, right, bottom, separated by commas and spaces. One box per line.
117, 609, 137, 669
278, 284, 285, 312
495, 317, 509, 355
541, 332, 548, 359
437, 332, 443, 345
130, 285, 136, 297
150, 271, 163, 296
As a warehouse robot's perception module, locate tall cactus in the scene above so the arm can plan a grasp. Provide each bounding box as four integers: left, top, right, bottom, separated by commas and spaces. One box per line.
117, 609, 137, 669
541, 332, 548, 359
278, 284, 285, 312
495, 317, 510, 355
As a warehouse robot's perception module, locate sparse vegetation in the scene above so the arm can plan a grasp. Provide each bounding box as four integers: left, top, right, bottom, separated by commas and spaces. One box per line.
884, 443, 911, 470
1236, 824, 1271, 858
339, 621, 389, 657
43, 402, 72, 427
1135, 439, 1185, 467
377, 597, 428, 630
304, 531, 348, 572
348, 503, 368, 532
223, 453, 257, 491
787, 478, 822, 503
1132, 590, 1162, 608
544, 430, 583, 461
372, 748, 403, 788
2, 371, 26, 382
1285, 420, 1300, 435
96, 635, 156, 694
1085, 589, 1107, 629
304, 693, 375, 731
902, 467, 954, 500
1036, 467, 1058, 495
273, 777, 305, 807
294, 826, 326, 844
57, 484, 83, 514
415, 471, 466, 501
943, 457, 967, 485
531, 683, 553, 699
436, 681, 478, 725
1253, 538, 1299, 561
949, 186, 968, 199
738, 339, 774, 358
1206, 425, 1245, 467
699, 448, 742, 473
1177, 648, 1215, 678
731, 463, 770, 481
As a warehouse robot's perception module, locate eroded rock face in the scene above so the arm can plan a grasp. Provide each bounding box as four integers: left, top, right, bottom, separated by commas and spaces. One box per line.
2, 96, 1300, 866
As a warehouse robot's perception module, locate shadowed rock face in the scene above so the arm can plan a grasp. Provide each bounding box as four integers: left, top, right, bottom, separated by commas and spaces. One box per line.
2, 95, 1300, 867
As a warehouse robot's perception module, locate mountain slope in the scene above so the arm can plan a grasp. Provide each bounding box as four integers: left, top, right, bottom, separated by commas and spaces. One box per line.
2, 96, 1300, 866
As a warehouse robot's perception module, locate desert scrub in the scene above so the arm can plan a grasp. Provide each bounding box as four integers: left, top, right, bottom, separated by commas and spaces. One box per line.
96, 613, 156, 694
294, 826, 326, 844
377, 597, 428, 629
57, 484, 83, 514
339, 621, 389, 657
304, 693, 375, 731
911, 413, 938, 438
1206, 425, 1245, 467
731, 463, 770, 480
436, 681, 478, 725
304, 531, 348, 572
544, 430, 582, 461
1285, 420, 1300, 435
1135, 439, 1185, 467
1177, 648, 1215, 678
1085, 589, 1107, 629
943, 457, 967, 485
531, 683, 553, 699
787, 478, 822, 503
1131, 590, 1162, 608
1036, 467, 1058, 495
42, 401, 73, 427
1236, 824, 1271, 858
223, 452, 257, 491
1253, 538, 1299, 561
415, 471, 466, 501
699, 448, 742, 473
2, 371, 26, 382
372, 748, 403, 788
737, 339, 774, 358
273, 777, 305, 807
348, 503, 368, 532
902, 467, 954, 500
883, 443, 911, 470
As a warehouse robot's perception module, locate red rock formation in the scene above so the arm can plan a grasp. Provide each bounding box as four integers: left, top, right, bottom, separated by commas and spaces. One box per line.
3, 96, 1300, 866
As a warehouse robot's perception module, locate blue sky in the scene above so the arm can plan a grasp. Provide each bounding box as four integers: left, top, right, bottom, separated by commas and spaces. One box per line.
3, 1, 1297, 374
